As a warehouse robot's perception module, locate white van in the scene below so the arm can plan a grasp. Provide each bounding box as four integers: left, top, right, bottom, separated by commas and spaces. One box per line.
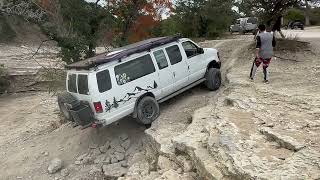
58, 36, 221, 128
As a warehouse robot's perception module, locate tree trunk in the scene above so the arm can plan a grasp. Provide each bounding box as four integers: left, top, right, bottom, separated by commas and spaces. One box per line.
304, 0, 311, 26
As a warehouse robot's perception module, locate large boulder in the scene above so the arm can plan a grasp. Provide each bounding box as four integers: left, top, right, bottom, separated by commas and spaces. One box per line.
48, 158, 63, 174
103, 162, 128, 178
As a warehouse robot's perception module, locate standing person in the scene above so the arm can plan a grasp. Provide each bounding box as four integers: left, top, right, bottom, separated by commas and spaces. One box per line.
250, 24, 276, 83
272, 16, 285, 38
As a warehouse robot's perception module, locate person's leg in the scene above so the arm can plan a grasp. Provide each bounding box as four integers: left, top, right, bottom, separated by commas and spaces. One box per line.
250, 57, 262, 80
278, 30, 285, 38
262, 58, 272, 82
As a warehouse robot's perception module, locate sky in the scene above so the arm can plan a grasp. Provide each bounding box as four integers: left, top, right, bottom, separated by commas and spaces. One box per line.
85, 0, 106, 6
84, 0, 171, 19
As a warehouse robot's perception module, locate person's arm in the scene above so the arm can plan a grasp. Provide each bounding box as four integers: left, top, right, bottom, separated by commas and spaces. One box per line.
256, 36, 261, 58
272, 36, 276, 47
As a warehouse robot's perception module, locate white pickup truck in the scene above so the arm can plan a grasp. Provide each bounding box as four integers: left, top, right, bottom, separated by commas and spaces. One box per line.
58, 36, 221, 128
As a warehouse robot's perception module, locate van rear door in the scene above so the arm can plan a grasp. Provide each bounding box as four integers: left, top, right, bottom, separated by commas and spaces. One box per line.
67, 72, 92, 103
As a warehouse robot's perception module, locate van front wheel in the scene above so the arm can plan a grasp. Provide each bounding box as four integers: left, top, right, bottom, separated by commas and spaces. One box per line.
136, 96, 160, 125
205, 68, 221, 91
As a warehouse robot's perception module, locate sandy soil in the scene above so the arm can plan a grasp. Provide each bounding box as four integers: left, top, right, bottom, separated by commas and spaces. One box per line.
0, 27, 320, 180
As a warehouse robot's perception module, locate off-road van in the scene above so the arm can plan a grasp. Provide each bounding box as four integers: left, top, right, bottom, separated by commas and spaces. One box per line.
58, 36, 221, 128
230, 17, 258, 34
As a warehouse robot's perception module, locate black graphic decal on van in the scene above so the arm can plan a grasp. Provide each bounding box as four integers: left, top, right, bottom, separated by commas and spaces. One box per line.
105, 81, 158, 112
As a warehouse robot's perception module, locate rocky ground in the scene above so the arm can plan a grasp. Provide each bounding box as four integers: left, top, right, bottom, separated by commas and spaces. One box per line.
0, 28, 320, 180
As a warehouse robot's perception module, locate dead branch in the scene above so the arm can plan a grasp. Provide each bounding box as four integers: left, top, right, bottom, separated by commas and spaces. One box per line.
29, 39, 56, 71
274, 55, 301, 62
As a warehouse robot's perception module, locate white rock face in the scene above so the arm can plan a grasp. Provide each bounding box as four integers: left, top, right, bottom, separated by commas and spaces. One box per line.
157, 156, 179, 171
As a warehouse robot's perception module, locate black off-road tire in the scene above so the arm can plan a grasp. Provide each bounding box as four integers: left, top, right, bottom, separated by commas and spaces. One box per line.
136, 96, 160, 125
205, 68, 221, 91
57, 92, 80, 122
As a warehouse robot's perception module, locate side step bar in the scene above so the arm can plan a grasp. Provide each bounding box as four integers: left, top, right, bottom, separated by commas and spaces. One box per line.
158, 78, 206, 103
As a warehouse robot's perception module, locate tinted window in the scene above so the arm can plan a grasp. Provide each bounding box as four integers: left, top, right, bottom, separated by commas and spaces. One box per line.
166, 45, 182, 65
68, 74, 77, 93
182, 41, 198, 58
153, 50, 168, 69
115, 54, 155, 85
96, 70, 112, 93
247, 17, 257, 24
78, 74, 89, 95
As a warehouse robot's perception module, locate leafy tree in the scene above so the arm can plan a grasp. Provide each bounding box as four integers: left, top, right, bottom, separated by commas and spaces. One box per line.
109, 0, 172, 45
236, 0, 320, 26
309, 7, 320, 25
156, 16, 180, 36
40, 0, 115, 63
173, 0, 235, 38
285, 8, 305, 23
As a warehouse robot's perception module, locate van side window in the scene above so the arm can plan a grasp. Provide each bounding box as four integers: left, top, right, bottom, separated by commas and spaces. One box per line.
78, 74, 89, 95
153, 50, 168, 69
182, 41, 198, 58
115, 54, 155, 85
96, 70, 112, 93
68, 74, 77, 93
166, 45, 182, 65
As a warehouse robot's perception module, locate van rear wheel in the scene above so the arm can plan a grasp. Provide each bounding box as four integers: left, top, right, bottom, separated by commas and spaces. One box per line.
136, 96, 160, 125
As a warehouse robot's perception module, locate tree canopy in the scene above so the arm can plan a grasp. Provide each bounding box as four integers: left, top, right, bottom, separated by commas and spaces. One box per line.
1, 0, 320, 64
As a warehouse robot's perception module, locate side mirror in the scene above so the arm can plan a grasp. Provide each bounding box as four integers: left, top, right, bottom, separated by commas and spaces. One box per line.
198, 48, 204, 54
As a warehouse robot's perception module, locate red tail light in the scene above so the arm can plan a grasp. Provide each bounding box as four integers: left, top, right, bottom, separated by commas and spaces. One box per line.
93, 102, 103, 113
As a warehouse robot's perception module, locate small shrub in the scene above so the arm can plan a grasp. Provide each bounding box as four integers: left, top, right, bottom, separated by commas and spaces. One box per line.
0, 64, 10, 93
41, 68, 66, 95
0, 16, 16, 42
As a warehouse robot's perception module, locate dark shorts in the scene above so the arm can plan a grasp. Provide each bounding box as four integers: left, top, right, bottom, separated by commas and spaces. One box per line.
255, 57, 272, 68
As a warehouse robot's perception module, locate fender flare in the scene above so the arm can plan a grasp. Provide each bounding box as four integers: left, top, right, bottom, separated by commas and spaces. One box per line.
207, 60, 221, 70
132, 92, 156, 118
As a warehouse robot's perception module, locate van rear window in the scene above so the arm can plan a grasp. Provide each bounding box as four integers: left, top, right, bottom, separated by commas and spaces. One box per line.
68, 74, 77, 93
78, 74, 89, 95
96, 70, 112, 93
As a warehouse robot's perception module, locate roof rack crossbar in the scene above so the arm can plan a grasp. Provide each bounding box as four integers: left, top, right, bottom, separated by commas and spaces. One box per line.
65, 35, 181, 70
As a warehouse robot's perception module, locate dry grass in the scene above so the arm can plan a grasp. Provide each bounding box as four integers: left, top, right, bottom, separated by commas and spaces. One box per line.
275, 38, 310, 52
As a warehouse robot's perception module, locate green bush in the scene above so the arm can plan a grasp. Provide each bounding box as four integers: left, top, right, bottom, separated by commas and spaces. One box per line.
0, 64, 10, 94
0, 16, 16, 42
284, 9, 305, 24
310, 8, 320, 25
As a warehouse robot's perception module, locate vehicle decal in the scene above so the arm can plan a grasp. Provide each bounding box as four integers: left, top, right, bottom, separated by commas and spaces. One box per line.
105, 81, 158, 112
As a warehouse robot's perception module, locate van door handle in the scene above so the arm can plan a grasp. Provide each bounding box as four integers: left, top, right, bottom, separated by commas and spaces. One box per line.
173, 72, 176, 77
188, 65, 190, 70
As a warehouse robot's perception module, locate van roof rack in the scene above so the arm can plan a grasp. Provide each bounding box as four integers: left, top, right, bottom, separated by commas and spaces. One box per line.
66, 35, 182, 70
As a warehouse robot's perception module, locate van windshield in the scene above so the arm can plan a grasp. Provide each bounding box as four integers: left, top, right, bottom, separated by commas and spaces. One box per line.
67, 73, 89, 95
